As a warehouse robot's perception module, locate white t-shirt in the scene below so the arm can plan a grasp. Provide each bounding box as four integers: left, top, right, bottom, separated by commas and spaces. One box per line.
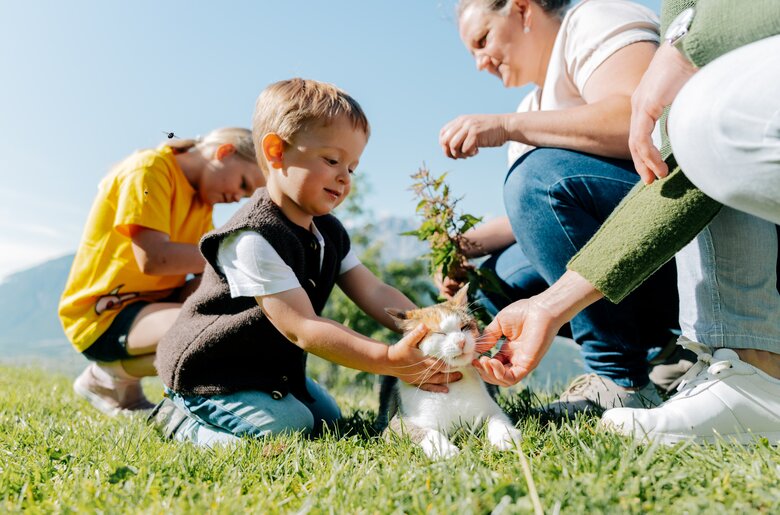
216, 223, 361, 298
507, 0, 660, 165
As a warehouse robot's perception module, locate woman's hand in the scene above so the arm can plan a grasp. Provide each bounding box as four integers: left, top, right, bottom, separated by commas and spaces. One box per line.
439, 114, 510, 159
472, 297, 564, 386
386, 324, 460, 392
629, 43, 698, 184
472, 270, 603, 386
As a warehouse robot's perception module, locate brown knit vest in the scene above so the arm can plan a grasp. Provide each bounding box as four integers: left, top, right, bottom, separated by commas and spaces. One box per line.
155, 188, 350, 401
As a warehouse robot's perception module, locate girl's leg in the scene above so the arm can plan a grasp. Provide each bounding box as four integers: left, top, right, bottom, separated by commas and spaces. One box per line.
120, 302, 182, 376
504, 148, 679, 388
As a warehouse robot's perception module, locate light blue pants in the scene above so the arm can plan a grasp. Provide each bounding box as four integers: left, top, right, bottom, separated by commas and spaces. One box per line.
669, 35, 780, 353
168, 378, 341, 447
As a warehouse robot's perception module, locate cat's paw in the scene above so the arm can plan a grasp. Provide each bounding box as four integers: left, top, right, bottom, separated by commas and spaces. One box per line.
422, 440, 460, 460
487, 419, 523, 451
420, 430, 460, 460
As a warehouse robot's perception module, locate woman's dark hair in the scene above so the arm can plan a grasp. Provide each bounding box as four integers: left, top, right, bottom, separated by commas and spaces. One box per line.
457, 0, 571, 19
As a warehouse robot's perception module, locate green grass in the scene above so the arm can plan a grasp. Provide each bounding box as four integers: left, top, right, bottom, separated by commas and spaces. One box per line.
1, 363, 778, 514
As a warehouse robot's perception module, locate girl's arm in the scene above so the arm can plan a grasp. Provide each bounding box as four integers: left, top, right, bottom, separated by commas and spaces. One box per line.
336, 264, 417, 331
129, 226, 206, 276
440, 41, 658, 160
257, 287, 448, 385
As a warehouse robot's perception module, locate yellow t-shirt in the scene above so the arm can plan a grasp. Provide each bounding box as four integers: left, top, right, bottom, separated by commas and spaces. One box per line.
59, 146, 214, 352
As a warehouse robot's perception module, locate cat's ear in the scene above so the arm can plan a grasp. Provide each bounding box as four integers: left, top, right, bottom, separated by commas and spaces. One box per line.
385, 308, 409, 329
450, 283, 470, 307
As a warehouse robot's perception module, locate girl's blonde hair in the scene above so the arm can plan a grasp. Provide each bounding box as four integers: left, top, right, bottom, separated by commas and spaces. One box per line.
252, 78, 370, 172
163, 127, 256, 163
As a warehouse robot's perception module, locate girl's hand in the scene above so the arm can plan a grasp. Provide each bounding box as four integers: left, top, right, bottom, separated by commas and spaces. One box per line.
439, 114, 510, 159
629, 43, 698, 184
386, 324, 459, 392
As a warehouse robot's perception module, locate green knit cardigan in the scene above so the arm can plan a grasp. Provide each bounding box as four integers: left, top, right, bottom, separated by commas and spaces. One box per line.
568, 0, 780, 303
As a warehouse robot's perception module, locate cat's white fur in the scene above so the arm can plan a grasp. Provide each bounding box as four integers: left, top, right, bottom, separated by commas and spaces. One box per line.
393, 309, 522, 460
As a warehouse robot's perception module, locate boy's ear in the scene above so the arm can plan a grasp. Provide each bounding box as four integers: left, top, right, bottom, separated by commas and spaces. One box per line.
450, 283, 470, 308
215, 143, 236, 161
385, 308, 409, 329
262, 133, 285, 170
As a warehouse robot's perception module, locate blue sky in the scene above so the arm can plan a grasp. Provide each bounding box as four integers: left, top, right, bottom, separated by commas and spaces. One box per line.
0, 0, 659, 280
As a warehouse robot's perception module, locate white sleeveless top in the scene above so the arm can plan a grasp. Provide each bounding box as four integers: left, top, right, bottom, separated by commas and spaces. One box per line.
507, 0, 659, 165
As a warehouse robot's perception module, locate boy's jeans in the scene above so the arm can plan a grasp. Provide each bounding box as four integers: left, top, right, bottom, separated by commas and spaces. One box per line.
167, 378, 341, 447
484, 148, 679, 388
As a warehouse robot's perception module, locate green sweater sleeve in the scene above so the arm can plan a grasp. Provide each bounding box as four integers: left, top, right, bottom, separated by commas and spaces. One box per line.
682, 0, 780, 68
568, 160, 721, 303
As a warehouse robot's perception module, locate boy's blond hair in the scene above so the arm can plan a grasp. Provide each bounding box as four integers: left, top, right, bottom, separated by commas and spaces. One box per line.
252, 78, 370, 173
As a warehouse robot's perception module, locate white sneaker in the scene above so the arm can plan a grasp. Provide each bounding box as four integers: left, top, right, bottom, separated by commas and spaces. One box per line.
601, 339, 780, 444
73, 363, 155, 416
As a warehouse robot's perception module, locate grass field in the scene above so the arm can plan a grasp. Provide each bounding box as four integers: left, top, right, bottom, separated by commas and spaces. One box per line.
1, 362, 778, 513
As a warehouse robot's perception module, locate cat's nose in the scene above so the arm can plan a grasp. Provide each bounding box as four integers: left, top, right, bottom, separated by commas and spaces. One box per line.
456, 336, 466, 350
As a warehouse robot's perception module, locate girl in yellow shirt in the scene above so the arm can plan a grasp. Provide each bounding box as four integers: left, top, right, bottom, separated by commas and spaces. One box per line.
59, 127, 264, 415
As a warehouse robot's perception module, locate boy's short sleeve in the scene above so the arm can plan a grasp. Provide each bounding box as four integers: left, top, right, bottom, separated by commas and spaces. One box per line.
217, 230, 301, 298
340, 249, 361, 275
114, 163, 175, 237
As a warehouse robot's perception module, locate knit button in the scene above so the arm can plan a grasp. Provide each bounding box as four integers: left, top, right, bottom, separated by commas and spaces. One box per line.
308, 278, 316, 287
310, 242, 318, 250
281, 376, 288, 382
271, 390, 283, 400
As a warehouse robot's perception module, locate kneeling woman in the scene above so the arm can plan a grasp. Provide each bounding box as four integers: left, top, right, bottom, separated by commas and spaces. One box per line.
439, 0, 680, 414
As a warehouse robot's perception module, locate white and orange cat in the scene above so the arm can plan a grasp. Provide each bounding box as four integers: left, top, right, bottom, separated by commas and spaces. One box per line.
378, 285, 522, 459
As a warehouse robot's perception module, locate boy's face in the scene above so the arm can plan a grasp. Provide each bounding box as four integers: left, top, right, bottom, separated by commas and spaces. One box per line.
266, 116, 367, 228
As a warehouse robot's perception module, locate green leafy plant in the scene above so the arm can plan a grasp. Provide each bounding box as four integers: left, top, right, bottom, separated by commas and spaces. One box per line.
404, 165, 505, 315
404, 166, 481, 282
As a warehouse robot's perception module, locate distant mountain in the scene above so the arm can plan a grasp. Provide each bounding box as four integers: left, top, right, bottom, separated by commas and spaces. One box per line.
0, 254, 73, 353
346, 215, 429, 264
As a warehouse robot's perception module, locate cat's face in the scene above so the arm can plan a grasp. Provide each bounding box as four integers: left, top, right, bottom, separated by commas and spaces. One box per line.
387, 285, 479, 369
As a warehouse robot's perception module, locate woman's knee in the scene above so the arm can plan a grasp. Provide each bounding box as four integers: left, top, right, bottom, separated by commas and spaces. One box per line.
503, 149, 570, 226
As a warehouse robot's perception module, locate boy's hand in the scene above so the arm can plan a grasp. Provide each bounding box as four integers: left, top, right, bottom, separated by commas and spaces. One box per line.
386, 324, 460, 392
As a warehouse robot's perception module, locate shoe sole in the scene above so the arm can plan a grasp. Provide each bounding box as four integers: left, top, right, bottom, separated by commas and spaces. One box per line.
602, 419, 780, 445
641, 431, 780, 446
73, 380, 121, 417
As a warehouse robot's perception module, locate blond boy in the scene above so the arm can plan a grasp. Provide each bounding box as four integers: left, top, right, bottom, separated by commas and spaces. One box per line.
153, 79, 457, 446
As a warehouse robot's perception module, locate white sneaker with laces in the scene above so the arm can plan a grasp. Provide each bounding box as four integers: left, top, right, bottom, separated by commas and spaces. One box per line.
73, 363, 155, 416
601, 338, 780, 444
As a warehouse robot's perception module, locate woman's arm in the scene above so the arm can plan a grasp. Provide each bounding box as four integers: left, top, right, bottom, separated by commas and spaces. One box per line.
440, 41, 658, 160
129, 226, 206, 276
461, 216, 515, 258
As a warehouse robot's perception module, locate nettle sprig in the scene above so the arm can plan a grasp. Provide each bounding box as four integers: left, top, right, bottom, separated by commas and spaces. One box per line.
404, 166, 504, 314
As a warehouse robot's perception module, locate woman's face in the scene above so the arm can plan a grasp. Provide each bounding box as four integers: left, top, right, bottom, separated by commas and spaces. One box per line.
459, 1, 538, 88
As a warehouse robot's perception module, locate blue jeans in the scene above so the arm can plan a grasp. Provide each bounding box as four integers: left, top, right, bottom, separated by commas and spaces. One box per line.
677, 207, 780, 353
168, 378, 341, 447
483, 148, 679, 388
